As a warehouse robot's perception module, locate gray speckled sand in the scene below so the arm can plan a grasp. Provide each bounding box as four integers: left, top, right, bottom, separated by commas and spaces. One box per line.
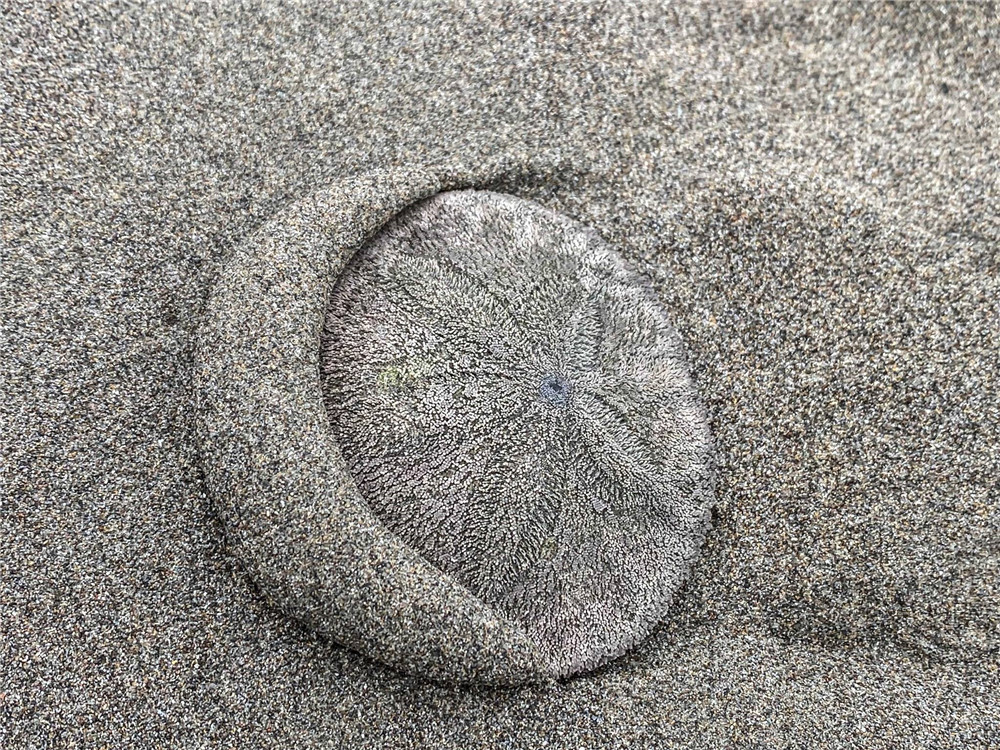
2, 1, 999, 748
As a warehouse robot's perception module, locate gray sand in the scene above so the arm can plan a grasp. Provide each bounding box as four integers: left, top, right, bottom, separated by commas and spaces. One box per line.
2, 1, 998, 747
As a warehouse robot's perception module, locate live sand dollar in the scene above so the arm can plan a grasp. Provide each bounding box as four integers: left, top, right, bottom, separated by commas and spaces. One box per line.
322, 190, 715, 676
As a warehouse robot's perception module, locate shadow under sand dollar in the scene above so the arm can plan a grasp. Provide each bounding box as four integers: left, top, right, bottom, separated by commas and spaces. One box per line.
194, 169, 716, 684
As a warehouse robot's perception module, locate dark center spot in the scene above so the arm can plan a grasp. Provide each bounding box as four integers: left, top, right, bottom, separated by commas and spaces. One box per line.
539, 374, 571, 407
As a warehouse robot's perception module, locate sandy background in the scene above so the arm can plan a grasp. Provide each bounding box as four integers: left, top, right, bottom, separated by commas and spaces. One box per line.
2, 1, 998, 747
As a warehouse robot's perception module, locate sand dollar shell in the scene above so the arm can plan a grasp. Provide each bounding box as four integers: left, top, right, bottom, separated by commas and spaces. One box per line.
323, 190, 715, 676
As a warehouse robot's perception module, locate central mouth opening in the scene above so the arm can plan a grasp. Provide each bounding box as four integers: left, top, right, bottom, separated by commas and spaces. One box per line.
539, 373, 571, 407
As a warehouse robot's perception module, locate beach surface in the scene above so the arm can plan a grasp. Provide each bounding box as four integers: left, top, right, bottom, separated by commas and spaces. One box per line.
2, 2, 998, 746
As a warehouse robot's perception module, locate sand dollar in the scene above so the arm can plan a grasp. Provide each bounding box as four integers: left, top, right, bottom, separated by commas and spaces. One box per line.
322, 190, 715, 676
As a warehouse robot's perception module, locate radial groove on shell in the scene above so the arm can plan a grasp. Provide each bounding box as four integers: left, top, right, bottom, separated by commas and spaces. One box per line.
322, 189, 716, 677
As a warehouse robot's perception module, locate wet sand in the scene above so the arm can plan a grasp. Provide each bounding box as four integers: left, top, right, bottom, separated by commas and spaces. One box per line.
2, 2, 997, 746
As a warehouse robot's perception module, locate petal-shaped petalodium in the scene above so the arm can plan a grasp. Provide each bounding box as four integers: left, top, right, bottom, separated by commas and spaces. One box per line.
195, 171, 550, 685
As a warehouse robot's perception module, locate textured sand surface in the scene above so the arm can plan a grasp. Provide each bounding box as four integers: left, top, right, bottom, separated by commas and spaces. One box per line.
2, 1, 998, 747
